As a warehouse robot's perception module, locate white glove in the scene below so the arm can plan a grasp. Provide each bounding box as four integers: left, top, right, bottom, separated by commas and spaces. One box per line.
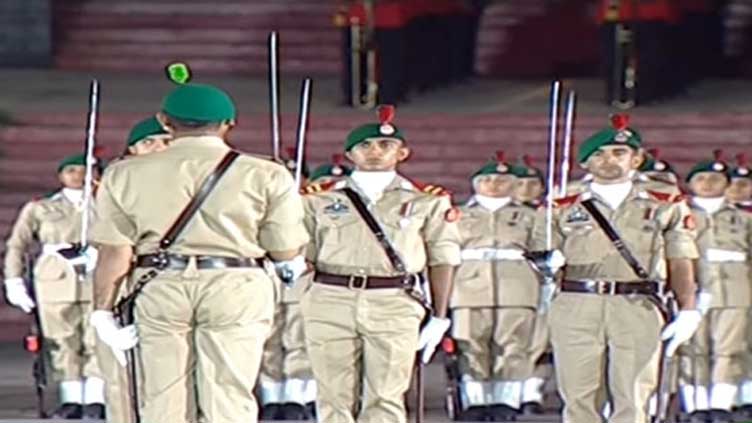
68, 246, 98, 273
273, 256, 308, 286
696, 291, 712, 316
89, 310, 138, 367
661, 310, 702, 357
4, 277, 35, 313
417, 316, 451, 364
538, 282, 557, 315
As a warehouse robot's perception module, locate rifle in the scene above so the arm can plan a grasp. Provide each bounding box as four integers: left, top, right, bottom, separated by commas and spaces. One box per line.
293, 78, 312, 188
654, 295, 679, 423
441, 336, 461, 421
268, 32, 282, 162
414, 355, 424, 423
23, 254, 47, 418
81, 79, 99, 251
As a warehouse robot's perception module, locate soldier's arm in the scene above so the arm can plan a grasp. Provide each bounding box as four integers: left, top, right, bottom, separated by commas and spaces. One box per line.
4, 202, 37, 279
663, 200, 700, 310
428, 265, 453, 318
89, 167, 138, 310
93, 245, 132, 310
259, 168, 309, 260
422, 196, 462, 318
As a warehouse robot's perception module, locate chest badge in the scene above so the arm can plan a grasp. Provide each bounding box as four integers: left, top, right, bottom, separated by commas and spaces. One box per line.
565, 207, 590, 224
324, 201, 350, 218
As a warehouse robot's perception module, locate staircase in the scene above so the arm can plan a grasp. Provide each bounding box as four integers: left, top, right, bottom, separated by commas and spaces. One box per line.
52, 0, 341, 75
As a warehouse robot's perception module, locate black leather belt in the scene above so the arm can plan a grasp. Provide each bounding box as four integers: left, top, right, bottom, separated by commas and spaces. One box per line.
561, 280, 661, 296
314, 271, 418, 289
136, 254, 261, 270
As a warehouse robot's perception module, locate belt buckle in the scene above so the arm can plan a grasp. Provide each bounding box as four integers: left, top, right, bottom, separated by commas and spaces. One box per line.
482, 249, 496, 261
154, 251, 170, 270
596, 281, 617, 295
348, 275, 368, 290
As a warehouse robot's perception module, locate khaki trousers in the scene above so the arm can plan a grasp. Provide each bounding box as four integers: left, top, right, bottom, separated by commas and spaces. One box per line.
529, 311, 552, 379
301, 283, 425, 423
94, 339, 131, 423
679, 308, 749, 386
133, 266, 274, 423
452, 307, 535, 381
38, 300, 100, 382
550, 293, 663, 423
260, 302, 314, 403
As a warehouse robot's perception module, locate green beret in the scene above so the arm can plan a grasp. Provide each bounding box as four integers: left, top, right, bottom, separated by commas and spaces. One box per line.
639, 156, 674, 174
57, 154, 86, 173
728, 154, 751, 179
310, 163, 352, 182
472, 161, 528, 180
577, 114, 642, 163
127, 117, 168, 147
161, 83, 236, 123
516, 156, 544, 180
686, 158, 730, 182
345, 123, 405, 152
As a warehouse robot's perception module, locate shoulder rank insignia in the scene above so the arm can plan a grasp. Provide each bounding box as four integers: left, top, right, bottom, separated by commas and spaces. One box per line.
410, 179, 451, 196
565, 206, 590, 223
647, 190, 684, 203
323, 200, 350, 217
301, 180, 339, 195
554, 194, 580, 208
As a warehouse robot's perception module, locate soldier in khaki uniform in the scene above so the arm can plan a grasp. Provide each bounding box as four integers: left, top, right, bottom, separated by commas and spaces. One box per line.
3, 154, 104, 418
88, 83, 309, 423
678, 155, 752, 423
301, 107, 461, 422
450, 152, 540, 421
726, 155, 752, 416
93, 117, 170, 423
532, 117, 702, 423
259, 155, 351, 421
512, 156, 551, 415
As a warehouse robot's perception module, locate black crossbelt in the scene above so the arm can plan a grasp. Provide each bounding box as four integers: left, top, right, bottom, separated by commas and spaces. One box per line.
341, 187, 407, 274
580, 198, 651, 280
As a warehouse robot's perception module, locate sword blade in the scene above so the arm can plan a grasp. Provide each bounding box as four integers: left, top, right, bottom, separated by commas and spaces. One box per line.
268, 31, 281, 161
545, 80, 561, 250
294, 78, 312, 187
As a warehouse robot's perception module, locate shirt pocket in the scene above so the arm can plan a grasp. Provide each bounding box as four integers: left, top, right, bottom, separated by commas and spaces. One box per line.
560, 222, 601, 264
314, 213, 362, 262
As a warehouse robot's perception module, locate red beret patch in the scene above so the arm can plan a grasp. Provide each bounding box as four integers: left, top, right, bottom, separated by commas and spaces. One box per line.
445, 207, 461, 222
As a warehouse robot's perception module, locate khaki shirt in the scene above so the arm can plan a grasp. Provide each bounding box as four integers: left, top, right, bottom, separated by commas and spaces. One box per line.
532, 179, 699, 282
451, 198, 539, 308
4, 192, 86, 278
303, 175, 461, 277
690, 200, 752, 307
4, 192, 94, 302
91, 136, 308, 257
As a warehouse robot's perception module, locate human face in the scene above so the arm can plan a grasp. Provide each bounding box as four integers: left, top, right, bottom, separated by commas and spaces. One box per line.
726, 177, 752, 203
689, 172, 729, 198
474, 174, 517, 198
58, 165, 85, 189
514, 177, 544, 202
585, 145, 641, 183
345, 138, 410, 171
128, 135, 170, 156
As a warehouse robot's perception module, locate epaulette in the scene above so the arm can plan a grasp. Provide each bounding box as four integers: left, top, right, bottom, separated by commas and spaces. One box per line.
410, 179, 452, 196
553, 194, 580, 208
300, 180, 339, 195
647, 190, 684, 203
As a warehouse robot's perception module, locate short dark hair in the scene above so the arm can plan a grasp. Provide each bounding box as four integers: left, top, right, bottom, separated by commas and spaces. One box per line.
164, 113, 224, 132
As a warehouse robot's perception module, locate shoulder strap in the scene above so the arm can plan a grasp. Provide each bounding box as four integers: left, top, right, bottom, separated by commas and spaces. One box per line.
159, 151, 240, 251
580, 198, 651, 280
341, 187, 407, 274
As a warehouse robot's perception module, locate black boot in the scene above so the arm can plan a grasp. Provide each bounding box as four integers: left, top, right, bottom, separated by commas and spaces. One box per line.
260, 403, 283, 421
306, 402, 316, 419
456, 406, 488, 422
279, 403, 309, 420
486, 404, 519, 422
688, 410, 711, 423
51, 403, 83, 419
520, 401, 545, 415
709, 409, 733, 423
82, 403, 106, 419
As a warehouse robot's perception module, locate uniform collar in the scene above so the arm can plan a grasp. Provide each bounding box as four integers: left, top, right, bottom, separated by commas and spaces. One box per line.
168, 135, 227, 150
